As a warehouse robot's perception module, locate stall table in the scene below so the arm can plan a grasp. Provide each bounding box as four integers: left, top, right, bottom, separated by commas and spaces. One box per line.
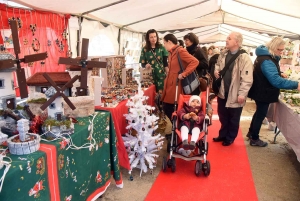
0, 111, 122, 201
95, 85, 156, 170
273, 99, 300, 162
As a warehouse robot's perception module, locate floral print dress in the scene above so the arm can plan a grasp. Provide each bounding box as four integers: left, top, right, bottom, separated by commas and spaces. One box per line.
139, 44, 168, 92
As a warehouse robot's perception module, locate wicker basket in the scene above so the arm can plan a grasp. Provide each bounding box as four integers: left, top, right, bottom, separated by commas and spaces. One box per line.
7, 133, 41, 155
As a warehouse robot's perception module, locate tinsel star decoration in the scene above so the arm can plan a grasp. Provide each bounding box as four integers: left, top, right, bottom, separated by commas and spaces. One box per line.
23, 38, 28, 45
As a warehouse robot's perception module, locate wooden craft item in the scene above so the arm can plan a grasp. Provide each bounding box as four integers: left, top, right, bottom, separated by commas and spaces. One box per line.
0, 20, 47, 99
40, 73, 79, 111
58, 38, 106, 96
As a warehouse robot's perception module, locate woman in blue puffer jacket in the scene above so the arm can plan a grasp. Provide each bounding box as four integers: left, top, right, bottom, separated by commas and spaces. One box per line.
247, 37, 300, 147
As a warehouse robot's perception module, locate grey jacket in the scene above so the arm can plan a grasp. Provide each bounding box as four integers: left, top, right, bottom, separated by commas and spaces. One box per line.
215, 48, 253, 108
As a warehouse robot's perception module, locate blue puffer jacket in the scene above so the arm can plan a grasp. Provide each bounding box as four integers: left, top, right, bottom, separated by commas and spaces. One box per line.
256, 45, 298, 89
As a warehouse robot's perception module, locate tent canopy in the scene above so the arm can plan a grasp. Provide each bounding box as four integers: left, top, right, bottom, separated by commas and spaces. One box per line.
6, 0, 300, 45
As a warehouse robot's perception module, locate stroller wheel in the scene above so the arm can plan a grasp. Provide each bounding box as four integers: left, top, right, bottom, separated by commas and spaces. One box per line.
171, 157, 176, 173
202, 160, 211, 176
195, 160, 202, 176
162, 157, 167, 172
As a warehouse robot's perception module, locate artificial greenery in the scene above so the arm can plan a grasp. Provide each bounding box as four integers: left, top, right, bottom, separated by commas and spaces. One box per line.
27, 98, 47, 104
43, 118, 71, 128
280, 89, 299, 94
16, 105, 24, 110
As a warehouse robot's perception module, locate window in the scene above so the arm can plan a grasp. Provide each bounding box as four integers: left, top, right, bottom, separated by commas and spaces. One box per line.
49, 103, 56, 109
41, 87, 48, 93
0, 79, 4, 88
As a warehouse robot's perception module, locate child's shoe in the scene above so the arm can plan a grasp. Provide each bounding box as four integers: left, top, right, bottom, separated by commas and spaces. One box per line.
189, 141, 196, 150
182, 140, 189, 150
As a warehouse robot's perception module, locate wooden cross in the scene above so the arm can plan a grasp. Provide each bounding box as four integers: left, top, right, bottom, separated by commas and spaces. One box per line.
40, 73, 79, 111
58, 38, 106, 96
0, 20, 48, 99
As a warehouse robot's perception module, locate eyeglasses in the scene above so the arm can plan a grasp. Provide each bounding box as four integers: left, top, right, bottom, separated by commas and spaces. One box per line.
277, 48, 284, 52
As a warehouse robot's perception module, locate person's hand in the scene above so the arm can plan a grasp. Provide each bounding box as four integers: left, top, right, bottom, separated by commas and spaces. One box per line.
165, 67, 169, 75
184, 114, 191, 120
214, 71, 220, 79
145, 64, 152, 69
237, 95, 245, 104
192, 115, 198, 121
178, 74, 185, 80
281, 73, 288, 78
297, 82, 300, 91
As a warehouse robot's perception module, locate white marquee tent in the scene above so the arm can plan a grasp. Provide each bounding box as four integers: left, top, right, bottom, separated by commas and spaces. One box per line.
2, 0, 300, 54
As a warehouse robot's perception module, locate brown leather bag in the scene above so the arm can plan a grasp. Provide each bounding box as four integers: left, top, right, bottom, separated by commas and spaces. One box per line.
199, 74, 213, 92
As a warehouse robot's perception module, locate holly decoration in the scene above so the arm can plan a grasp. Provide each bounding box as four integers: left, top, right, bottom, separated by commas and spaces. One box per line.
30, 24, 37, 36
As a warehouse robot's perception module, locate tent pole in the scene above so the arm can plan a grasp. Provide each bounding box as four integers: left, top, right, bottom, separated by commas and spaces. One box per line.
77, 16, 83, 57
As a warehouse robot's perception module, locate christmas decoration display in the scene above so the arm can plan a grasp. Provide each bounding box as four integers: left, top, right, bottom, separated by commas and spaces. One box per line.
7, 119, 41, 155
122, 80, 164, 177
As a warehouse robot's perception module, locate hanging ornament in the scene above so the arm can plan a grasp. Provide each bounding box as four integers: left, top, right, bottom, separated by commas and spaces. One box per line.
55, 38, 60, 46
59, 41, 65, 52
47, 40, 51, 46
129, 175, 133, 181
23, 38, 28, 45
40, 61, 45, 66
32, 38, 40, 52
62, 29, 68, 40
30, 24, 37, 36
28, 62, 34, 67
8, 17, 22, 28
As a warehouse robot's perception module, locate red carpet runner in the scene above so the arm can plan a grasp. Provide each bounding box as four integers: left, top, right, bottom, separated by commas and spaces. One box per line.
145, 102, 258, 201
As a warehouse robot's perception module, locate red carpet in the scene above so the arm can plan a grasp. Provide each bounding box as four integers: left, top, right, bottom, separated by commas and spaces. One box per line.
145, 101, 258, 201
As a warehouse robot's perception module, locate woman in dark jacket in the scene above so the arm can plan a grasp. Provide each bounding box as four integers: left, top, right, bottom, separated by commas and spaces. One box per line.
183, 33, 209, 95
248, 37, 300, 147
208, 48, 220, 79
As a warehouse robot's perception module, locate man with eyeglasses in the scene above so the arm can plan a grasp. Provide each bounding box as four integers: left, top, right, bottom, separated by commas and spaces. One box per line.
247, 37, 300, 147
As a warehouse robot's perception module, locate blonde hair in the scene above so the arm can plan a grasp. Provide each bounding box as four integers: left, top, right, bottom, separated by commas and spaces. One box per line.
231, 32, 243, 47
266, 37, 285, 56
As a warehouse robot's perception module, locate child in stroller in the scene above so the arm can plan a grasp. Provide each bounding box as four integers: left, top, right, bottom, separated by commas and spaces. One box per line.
178, 95, 205, 150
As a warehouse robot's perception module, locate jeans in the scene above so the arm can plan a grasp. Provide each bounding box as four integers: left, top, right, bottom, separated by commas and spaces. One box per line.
248, 100, 270, 140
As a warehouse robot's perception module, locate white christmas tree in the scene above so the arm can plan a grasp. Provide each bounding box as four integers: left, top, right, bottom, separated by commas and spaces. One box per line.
123, 80, 164, 177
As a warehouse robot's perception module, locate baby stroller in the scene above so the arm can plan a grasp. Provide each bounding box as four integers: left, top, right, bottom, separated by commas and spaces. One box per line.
162, 78, 211, 176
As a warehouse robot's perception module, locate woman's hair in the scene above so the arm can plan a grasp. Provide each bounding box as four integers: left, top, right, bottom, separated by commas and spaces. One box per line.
183, 32, 199, 45
178, 39, 185, 48
265, 37, 285, 56
163, 34, 178, 45
202, 46, 208, 55
209, 45, 215, 50
144, 29, 160, 51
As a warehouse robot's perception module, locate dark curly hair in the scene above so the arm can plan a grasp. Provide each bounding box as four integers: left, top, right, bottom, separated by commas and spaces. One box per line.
144, 29, 160, 51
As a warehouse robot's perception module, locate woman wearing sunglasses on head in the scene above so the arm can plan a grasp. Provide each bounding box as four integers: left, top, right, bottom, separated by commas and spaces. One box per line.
247, 37, 300, 147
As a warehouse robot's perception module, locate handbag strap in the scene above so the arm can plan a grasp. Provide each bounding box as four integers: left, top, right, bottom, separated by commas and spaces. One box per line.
219, 49, 247, 78
150, 49, 165, 74
177, 50, 199, 79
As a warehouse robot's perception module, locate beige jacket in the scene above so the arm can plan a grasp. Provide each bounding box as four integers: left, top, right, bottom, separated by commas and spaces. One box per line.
215, 48, 253, 108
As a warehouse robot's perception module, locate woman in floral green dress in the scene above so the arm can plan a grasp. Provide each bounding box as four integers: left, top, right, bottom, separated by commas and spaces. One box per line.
139, 29, 169, 92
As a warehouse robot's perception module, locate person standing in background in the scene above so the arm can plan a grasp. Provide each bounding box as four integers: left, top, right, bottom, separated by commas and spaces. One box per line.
178, 39, 185, 48
183, 32, 209, 95
213, 32, 253, 146
139, 29, 169, 93
247, 37, 300, 147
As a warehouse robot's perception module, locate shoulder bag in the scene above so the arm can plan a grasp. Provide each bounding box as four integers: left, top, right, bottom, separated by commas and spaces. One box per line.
212, 49, 246, 95
177, 51, 201, 95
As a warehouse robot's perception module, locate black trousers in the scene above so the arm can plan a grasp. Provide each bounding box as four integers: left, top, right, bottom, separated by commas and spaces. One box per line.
217, 95, 243, 142
248, 100, 270, 140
